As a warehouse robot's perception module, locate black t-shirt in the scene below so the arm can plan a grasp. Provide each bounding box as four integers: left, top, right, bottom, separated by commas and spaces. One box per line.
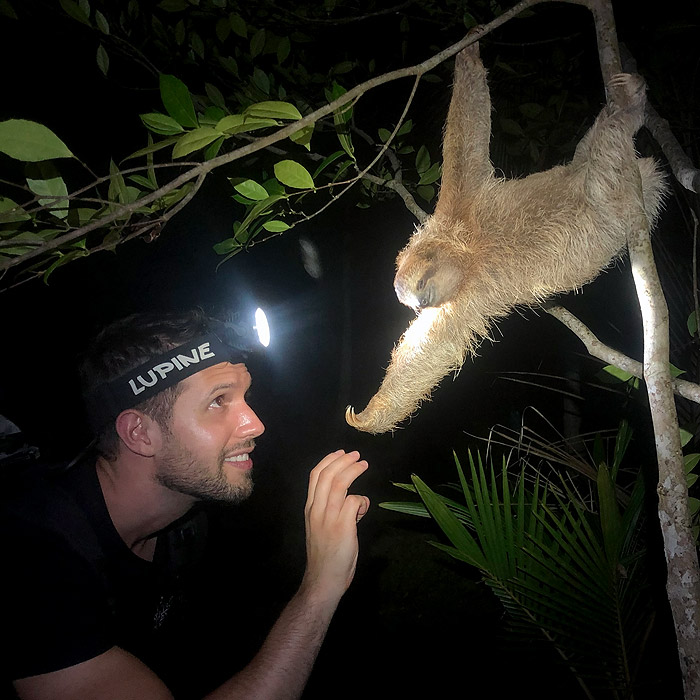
0, 457, 207, 693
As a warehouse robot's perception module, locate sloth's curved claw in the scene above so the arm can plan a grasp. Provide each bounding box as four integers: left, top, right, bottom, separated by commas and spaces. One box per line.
345, 405, 361, 428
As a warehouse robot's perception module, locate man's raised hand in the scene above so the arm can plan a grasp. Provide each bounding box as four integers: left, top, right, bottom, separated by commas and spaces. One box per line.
302, 450, 370, 604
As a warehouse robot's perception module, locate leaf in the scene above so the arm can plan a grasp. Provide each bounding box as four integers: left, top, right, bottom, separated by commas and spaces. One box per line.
685, 454, 700, 474
26, 175, 69, 219
234, 179, 269, 201
158, 0, 186, 10
0, 1, 18, 20
519, 102, 544, 119
244, 101, 302, 120
252, 67, 270, 94
416, 185, 435, 202
59, 0, 91, 26
215, 17, 230, 42
0, 120, 73, 162
690, 497, 700, 516
312, 150, 344, 179
688, 310, 698, 338
262, 220, 289, 232
213, 237, 238, 255
681, 428, 694, 448
415, 145, 430, 174
601, 364, 635, 382
95, 9, 109, 33
289, 124, 313, 150
140, 113, 185, 135
203, 136, 225, 160
205, 83, 226, 110
172, 127, 222, 158
670, 363, 686, 377
277, 36, 291, 64
418, 162, 442, 185
96, 43, 109, 76
216, 114, 278, 135
0, 197, 30, 223
250, 28, 266, 58
378, 128, 391, 143
500, 118, 524, 136
274, 160, 314, 190
229, 12, 247, 38
160, 74, 198, 128
397, 119, 413, 136
122, 135, 180, 161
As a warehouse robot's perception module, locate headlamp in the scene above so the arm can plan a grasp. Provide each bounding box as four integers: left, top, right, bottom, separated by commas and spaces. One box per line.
84, 309, 270, 432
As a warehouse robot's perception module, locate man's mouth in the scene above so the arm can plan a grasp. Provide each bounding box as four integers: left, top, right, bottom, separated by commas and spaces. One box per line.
224, 451, 253, 471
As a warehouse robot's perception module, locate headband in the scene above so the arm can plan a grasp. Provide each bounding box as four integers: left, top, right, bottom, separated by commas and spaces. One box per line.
84, 333, 244, 432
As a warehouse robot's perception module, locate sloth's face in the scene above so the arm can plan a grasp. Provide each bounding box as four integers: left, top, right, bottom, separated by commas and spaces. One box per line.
394, 248, 462, 310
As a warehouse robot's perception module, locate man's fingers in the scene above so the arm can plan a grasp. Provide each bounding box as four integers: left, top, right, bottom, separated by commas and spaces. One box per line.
306, 450, 345, 505
306, 451, 365, 512
340, 494, 370, 525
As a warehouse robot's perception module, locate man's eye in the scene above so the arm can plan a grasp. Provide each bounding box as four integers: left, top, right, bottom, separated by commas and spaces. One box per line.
210, 395, 226, 408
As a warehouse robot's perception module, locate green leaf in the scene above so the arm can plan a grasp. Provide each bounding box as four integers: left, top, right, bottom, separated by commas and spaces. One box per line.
250, 28, 266, 58
26, 175, 69, 219
681, 428, 694, 448
244, 101, 302, 120
690, 497, 700, 516
215, 17, 230, 42
416, 185, 435, 202
140, 112, 185, 135
500, 118, 524, 136
289, 124, 313, 150
158, 0, 186, 10
122, 135, 180, 161
174, 19, 186, 45
216, 114, 278, 135
95, 9, 109, 33
378, 128, 391, 143
685, 454, 700, 474
415, 145, 430, 174
670, 363, 686, 378
397, 119, 413, 136
519, 102, 544, 119
262, 220, 290, 232
277, 36, 291, 64
274, 160, 314, 190
0, 197, 30, 223
59, 0, 91, 26
252, 67, 270, 94
0, 1, 18, 20
160, 74, 198, 128
229, 12, 247, 38
0, 120, 73, 162
234, 179, 269, 201
128, 174, 157, 191
203, 136, 225, 160
688, 310, 698, 338
172, 127, 222, 158
96, 43, 109, 76
601, 365, 635, 382
312, 150, 344, 179
190, 32, 205, 59
213, 237, 238, 255
205, 83, 226, 110
418, 162, 442, 185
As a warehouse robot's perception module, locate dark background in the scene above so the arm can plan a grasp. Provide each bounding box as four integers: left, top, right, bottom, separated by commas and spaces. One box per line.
1, 1, 698, 697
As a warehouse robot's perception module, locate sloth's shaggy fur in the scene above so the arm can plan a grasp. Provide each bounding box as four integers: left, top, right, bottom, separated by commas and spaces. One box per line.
346, 42, 667, 434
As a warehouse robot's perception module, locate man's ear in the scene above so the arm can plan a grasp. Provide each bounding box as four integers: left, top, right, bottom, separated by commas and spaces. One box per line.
114, 410, 162, 457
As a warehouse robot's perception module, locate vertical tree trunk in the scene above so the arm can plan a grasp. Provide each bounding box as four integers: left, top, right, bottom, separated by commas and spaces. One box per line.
581, 0, 700, 694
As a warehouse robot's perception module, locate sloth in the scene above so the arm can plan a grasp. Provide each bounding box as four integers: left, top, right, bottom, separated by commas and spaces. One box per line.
345, 40, 667, 434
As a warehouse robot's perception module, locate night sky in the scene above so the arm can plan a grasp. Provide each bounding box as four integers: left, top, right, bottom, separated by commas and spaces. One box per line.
1, 1, 698, 697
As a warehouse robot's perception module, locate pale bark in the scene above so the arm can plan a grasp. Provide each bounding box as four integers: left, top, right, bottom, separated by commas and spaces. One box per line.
570, 1, 700, 696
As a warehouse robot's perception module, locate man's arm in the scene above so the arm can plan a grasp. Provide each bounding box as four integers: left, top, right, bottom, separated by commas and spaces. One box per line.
14, 449, 370, 700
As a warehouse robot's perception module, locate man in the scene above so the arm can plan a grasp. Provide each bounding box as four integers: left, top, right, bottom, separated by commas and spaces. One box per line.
2, 310, 370, 699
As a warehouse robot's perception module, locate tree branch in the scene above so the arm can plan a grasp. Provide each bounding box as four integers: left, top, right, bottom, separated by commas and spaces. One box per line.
545, 304, 700, 404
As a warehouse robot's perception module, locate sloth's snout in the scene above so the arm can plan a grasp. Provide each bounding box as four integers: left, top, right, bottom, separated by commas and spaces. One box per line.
394, 265, 438, 309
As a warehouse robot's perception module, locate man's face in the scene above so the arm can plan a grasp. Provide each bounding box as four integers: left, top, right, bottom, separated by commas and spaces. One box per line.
154, 362, 265, 503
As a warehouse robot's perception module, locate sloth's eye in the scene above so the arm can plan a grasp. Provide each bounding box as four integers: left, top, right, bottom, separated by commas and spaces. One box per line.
416, 277, 426, 291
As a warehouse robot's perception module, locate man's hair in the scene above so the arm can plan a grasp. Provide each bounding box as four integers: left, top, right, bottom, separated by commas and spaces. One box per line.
79, 309, 214, 461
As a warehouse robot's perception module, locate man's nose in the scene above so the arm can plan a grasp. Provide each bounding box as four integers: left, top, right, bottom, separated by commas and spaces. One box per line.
234, 403, 265, 438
